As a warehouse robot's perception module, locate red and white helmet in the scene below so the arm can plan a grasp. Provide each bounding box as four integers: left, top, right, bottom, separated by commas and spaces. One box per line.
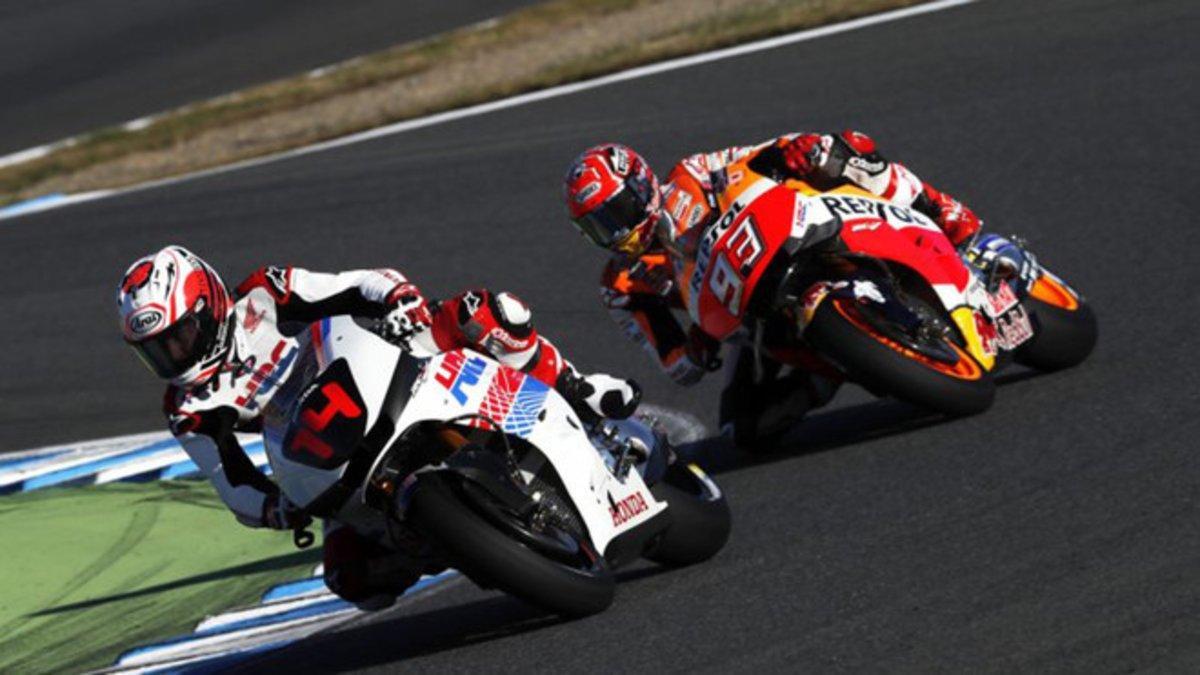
116, 245, 233, 386
563, 144, 662, 256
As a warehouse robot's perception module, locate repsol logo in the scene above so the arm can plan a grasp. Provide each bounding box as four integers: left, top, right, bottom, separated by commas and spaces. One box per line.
820, 195, 926, 226
128, 308, 164, 336
690, 201, 746, 296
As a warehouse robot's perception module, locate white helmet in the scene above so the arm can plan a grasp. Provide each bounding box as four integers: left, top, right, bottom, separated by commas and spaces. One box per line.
116, 245, 234, 386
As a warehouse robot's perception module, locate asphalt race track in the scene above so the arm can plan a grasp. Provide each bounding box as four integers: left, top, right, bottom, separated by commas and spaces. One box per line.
3, 0, 1200, 669
0, 0, 535, 154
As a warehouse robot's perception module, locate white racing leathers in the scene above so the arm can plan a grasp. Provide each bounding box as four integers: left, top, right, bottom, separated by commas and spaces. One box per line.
163, 268, 412, 527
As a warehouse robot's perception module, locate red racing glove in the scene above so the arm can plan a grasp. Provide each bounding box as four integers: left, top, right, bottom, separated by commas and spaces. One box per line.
780, 134, 826, 177
925, 187, 981, 245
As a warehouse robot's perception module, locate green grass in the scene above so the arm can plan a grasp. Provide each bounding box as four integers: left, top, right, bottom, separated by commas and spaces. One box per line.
0, 481, 321, 674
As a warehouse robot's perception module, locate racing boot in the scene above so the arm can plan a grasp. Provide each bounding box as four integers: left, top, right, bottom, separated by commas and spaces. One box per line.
719, 347, 839, 451
323, 524, 447, 611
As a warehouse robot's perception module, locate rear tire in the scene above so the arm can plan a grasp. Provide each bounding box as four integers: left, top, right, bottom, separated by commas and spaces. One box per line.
1016, 297, 1097, 371
806, 298, 995, 416
408, 472, 614, 618
644, 462, 731, 566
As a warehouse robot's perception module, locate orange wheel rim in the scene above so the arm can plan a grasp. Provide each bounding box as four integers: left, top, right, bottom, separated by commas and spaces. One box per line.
832, 299, 984, 381
1029, 274, 1079, 310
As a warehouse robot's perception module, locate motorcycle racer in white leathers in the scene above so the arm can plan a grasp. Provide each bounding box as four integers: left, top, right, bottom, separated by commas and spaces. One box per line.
117, 245, 640, 606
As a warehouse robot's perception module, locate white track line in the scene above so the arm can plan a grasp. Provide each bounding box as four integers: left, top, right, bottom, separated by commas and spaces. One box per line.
0, 0, 976, 223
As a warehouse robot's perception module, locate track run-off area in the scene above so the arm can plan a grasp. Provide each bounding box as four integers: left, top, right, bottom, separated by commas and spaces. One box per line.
0, 0, 534, 155
1, 0, 1198, 670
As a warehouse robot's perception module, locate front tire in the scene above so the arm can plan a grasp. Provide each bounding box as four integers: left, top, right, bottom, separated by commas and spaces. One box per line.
806, 297, 995, 416
1016, 276, 1097, 370
407, 472, 615, 618
644, 462, 731, 566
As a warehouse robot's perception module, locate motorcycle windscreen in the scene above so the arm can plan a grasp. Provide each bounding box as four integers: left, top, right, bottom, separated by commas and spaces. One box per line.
127, 308, 216, 379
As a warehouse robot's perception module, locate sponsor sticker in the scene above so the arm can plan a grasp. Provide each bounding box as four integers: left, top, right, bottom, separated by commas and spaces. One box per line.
461, 291, 483, 316
264, 266, 290, 298
610, 491, 649, 527
487, 326, 532, 351
608, 146, 630, 175
847, 155, 887, 175
984, 282, 1020, 318
434, 351, 487, 405
127, 308, 164, 336
575, 182, 601, 204
820, 195, 938, 231
243, 299, 266, 332
995, 304, 1035, 349
852, 280, 886, 304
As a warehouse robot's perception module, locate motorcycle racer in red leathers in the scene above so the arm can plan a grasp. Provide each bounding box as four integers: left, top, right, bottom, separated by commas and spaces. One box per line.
117, 246, 640, 608
562, 132, 982, 448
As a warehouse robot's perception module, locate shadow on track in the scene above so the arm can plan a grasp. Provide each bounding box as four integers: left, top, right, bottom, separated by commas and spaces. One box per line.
681, 367, 1046, 473
234, 562, 677, 673
234, 594, 564, 673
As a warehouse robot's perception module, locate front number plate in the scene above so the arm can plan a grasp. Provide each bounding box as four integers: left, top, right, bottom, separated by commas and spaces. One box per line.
995, 304, 1035, 349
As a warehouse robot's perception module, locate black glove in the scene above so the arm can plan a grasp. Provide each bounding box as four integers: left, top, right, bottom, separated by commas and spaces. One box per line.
262, 493, 312, 531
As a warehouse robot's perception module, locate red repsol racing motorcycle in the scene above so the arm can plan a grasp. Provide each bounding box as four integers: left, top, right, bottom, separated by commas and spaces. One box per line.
676, 153, 1097, 416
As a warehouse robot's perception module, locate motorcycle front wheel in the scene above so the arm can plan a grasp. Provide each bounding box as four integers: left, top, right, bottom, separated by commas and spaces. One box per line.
1016, 274, 1098, 371
644, 461, 731, 567
407, 472, 615, 618
806, 296, 995, 416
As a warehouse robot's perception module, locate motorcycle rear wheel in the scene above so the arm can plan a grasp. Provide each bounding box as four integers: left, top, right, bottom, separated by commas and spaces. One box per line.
1016, 276, 1097, 371
408, 472, 615, 618
806, 297, 995, 416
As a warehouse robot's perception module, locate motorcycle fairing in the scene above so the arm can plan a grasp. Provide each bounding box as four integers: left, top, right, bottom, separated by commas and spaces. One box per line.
687, 177, 798, 340
391, 347, 667, 554
280, 358, 368, 471
264, 316, 403, 510
825, 189, 973, 310
266, 318, 668, 552
823, 188, 1003, 369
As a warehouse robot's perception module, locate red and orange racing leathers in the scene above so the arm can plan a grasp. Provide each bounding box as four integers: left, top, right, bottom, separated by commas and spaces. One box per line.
601, 130, 982, 387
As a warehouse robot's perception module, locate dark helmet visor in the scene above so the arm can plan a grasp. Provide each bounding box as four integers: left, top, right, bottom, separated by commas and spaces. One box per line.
572, 181, 651, 248
128, 307, 217, 379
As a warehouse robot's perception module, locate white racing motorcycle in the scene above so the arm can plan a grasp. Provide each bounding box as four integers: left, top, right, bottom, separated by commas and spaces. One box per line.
260, 316, 730, 617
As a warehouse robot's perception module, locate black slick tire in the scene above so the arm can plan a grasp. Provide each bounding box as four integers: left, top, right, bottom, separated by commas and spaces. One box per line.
806, 298, 995, 416
644, 462, 731, 566
1016, 297, 1097, 371
408, 472, 614, 618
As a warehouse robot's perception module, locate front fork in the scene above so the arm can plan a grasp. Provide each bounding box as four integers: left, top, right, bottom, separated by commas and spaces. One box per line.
588, 417, 670, 486
956, 234, 1047, 367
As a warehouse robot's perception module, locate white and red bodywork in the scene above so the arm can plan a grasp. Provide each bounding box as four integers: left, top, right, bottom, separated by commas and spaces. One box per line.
261, 317, 666, 555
